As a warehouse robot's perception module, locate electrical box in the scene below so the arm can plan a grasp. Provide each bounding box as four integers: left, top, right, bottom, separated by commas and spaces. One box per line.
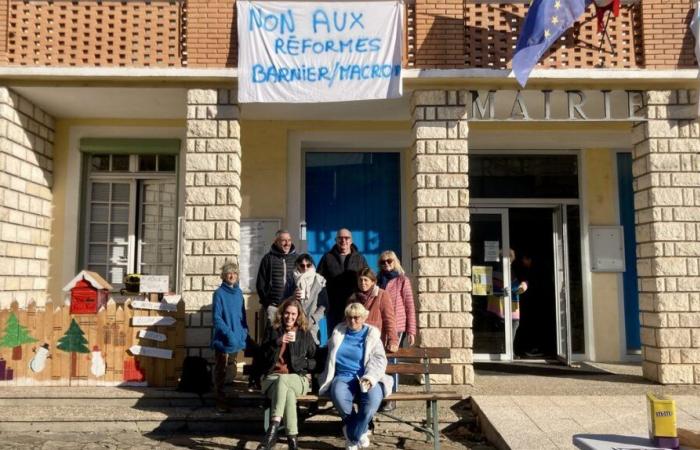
589, 226, 625, 272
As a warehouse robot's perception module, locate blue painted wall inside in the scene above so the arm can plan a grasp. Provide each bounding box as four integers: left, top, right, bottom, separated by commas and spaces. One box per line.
305, 152, 401, 271
617, 152, 640, 351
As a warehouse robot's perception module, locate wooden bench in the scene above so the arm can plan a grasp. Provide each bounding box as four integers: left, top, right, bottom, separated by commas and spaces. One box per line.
237, 347, 464, 450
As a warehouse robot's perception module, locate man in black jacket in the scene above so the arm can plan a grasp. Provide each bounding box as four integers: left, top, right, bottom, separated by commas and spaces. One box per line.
256, 230, 297, 325
317, 228, 368, 333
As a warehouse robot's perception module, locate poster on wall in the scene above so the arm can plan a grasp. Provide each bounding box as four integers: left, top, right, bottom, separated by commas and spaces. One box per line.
237, 0, 404, 103
472, 266, 493, 296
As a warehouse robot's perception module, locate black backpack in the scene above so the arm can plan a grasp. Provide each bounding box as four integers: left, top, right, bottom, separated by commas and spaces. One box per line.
177, 356, 212, 395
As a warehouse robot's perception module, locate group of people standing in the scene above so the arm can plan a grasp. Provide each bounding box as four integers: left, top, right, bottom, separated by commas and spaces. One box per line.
210, 228, 417, 450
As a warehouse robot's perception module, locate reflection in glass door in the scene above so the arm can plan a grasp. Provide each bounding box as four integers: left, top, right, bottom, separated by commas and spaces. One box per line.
471, 209, 512, 360
552, 206, 572, 364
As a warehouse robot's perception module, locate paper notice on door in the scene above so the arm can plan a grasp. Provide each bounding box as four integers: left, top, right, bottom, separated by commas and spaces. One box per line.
472, 266, 493, 296
484, 241, 500, 262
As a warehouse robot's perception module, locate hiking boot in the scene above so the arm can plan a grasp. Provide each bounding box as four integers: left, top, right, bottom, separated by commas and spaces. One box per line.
287, 434, 298, 450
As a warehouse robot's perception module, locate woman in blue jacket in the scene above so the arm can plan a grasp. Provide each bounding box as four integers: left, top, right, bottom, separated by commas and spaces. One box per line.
211, 261, 249, 409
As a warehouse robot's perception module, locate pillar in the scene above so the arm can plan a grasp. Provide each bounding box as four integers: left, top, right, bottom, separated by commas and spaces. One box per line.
183, 88, 241, 357
634, 89, 700, 384
410, 90, 472, 384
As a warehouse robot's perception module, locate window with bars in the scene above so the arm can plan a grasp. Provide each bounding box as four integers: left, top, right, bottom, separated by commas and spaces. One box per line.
84, 153, 178, 291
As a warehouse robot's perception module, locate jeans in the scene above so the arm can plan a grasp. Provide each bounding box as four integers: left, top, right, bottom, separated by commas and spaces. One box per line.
391, 332, 405, 393
330, 377, 384, 443
261, 373, 310, 436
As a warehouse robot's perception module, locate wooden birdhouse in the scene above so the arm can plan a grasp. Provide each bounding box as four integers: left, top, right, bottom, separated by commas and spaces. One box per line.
63, 270, 113, 314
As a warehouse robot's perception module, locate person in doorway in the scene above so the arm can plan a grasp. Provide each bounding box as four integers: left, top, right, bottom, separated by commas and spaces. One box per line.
256, 230, 298, 326
487, 248, 528, 353
290, 253, 329, 346
255, 299, 317, 450
377, 250, 416, 411
317, 228, 368, 334
348, 268, 399, 353
211, 261, 250, 411
318, 302, 393, 450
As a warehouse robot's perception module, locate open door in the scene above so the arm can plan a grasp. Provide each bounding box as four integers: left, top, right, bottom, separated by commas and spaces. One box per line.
471, 208, 512, 360
552, 205, 572, 365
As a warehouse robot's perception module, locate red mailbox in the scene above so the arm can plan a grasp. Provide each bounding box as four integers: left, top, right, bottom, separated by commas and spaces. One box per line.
63, 270, 113, 315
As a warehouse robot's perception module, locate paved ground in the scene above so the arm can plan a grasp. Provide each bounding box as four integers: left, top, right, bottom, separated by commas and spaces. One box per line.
0, 429, 496, 450
1, 363, 699, 449
469, 362, 700, 450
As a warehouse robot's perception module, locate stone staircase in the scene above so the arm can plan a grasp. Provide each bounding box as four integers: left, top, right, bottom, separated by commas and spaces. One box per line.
0, 385, 466, 436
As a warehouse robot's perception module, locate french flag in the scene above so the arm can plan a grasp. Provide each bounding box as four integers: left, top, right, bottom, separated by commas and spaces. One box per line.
593, 0, 620, 32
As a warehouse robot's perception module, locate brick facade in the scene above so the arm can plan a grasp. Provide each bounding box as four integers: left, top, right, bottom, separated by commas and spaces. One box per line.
0, 0, 694, 70
411, 90, 472, 384
633, 90, 700, 384
183, 88, 241, 357
185, 0, 237, 68
0, 88, 54, 308
414, 0, 464, 68
641, 0, 697, 68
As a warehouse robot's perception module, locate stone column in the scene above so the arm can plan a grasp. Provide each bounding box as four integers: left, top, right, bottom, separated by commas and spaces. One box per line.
0, 88, 54, 309
183, 88, 241, 358
410, 90, 472, 385
633, 89, 700, 384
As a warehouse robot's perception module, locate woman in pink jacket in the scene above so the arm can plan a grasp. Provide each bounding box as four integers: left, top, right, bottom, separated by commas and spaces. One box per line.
376, 250, 416, 411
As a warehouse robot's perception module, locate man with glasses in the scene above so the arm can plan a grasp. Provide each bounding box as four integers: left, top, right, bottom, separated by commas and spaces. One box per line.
256, 230, 298, 326
317, 228, 369, 335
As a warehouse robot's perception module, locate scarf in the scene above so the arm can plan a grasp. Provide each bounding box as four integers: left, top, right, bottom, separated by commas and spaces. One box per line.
377, 270, 400, 289
356, 284, 379, 304
293, 268, 324, 300
273, 327, 297, 374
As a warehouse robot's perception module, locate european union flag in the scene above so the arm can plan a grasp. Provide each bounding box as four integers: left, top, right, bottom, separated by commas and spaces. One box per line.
512, 0, 590, 87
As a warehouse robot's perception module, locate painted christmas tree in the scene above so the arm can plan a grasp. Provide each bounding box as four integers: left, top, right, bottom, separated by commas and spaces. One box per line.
57, 318, 90, 380
0, 312, 38, 360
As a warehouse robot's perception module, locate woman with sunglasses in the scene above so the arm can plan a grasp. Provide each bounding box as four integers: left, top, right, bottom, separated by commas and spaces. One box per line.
318, 302, 393, 450
348, 268, 398, 353
255, 298, 317, 450
291, 253, 329, 345
377, 251, 416, 411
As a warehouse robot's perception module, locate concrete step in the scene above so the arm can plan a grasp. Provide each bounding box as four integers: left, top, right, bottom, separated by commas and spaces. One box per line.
0, 386, 467, 434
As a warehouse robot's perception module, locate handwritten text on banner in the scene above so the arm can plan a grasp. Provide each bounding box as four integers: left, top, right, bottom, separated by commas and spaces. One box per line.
237, 1, 403, 103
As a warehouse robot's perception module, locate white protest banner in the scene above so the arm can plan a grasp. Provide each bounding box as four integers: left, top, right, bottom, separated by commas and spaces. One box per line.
237, 1, 403, 103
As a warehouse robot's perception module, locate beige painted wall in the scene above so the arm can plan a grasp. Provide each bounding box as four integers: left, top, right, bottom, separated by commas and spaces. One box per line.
47, 119, 185, 302
584, 148, 623, 361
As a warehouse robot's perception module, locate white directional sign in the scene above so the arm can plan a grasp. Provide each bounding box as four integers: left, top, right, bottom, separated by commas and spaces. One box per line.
163, 294, 181, 304
131, 300, 178, 312
139, 275, 169, 293
131, 316, 176, 327
137, 330, 167, 342
129, 345, 173, 360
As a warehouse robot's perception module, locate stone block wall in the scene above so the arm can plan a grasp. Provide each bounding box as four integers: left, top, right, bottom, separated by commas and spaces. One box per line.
633, 89, 700, 384
410, 90, 472, 385
0, 88, 54, 308
183, 88, 241, 358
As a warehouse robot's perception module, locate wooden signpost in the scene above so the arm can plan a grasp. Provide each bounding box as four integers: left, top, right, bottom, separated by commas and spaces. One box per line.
131, 316, 176, 327
131, 300, 177, 312
137, 330, 167, 342
129, 345, 172, 360
138, 276, 169, 293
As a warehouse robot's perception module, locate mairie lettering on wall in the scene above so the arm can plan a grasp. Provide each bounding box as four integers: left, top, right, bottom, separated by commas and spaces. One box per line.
237, 1, 404, 103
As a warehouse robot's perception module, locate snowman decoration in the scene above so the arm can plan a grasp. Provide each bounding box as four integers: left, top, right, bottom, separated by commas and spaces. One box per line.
90, 345, 106, 378
29, 343, 50, 373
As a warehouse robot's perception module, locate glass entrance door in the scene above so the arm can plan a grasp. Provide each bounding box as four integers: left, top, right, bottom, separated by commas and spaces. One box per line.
471, 209, 512, 360
552, 205, 572, 364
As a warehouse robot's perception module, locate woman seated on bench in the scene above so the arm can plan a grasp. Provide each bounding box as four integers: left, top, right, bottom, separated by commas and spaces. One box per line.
318, 302, 394, 450
255, 298, 317, 450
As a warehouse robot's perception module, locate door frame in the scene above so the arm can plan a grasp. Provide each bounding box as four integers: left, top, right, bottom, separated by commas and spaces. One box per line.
471, 207, 513, 361
471, 203, 581, 363
286, 130, 411, 267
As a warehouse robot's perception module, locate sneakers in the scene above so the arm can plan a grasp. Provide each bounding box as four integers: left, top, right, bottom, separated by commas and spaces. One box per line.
358, 432, 370, 448
343, 425, 369, 449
